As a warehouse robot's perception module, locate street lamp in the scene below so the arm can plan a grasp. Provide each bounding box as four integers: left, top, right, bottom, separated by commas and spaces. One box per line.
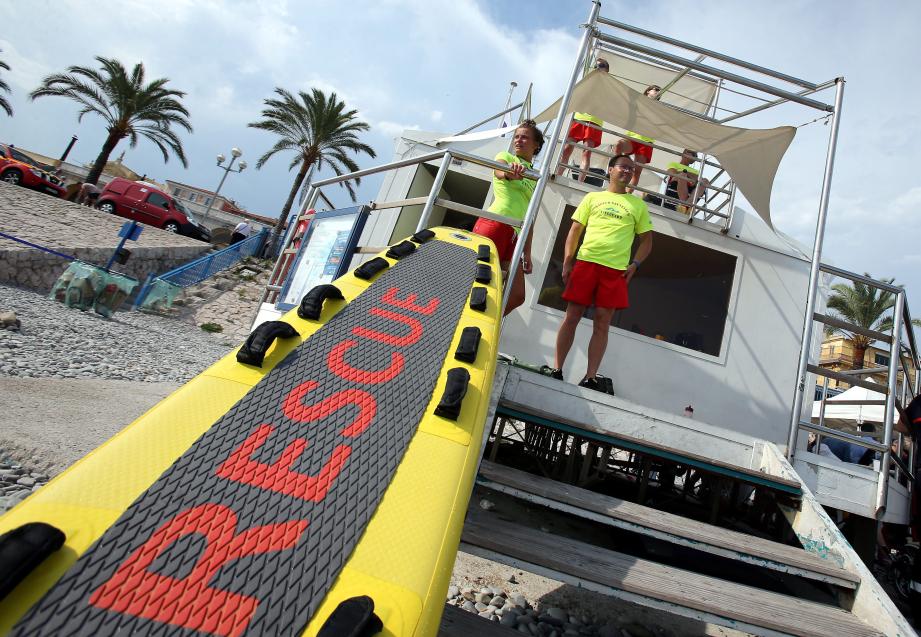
201, 147, 247, 226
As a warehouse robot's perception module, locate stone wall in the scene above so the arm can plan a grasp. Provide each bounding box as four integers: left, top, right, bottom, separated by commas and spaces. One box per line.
0, 181, 211, 293
0, 245, 206, 293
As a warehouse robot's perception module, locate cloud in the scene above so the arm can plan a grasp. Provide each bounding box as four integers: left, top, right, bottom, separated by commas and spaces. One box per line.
430, 110, 443, 122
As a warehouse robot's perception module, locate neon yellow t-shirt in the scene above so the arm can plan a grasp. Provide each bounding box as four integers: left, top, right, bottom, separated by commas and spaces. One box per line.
626, 130, 654, 144
572, 191, 653, 270
574, 112, 603, 126
487, 151, 535, 226
666, 161, 699, 175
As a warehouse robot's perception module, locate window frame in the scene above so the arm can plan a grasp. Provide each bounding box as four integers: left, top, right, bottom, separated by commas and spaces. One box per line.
528, 195, 742, 364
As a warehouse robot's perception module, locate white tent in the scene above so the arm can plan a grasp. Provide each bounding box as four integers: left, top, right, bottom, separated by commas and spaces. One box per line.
811, 386, 895, 431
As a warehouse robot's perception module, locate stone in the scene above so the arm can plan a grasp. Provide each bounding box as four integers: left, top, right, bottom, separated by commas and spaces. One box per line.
479, 610, 495, 619
517, 614, 535, 625
501, 613, 518, 627
476, 592, 491, 604
518, 626, 531, 635
447, 585, 459, 599
475, 602, 488, 612
0, 310, 19, 330
479, 498, 496, 511
512, 594, 529, 608
508, 574, 518, 584
538, 614, 565, 628
547, 608, 567, 622
462, 601, 476, 612
490, 595, 505, 607
16, 477, 36, 487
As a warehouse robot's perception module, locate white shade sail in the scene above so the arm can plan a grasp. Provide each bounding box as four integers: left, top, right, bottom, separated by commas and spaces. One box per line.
534, 71, 796, 228
811, 386, 896, 429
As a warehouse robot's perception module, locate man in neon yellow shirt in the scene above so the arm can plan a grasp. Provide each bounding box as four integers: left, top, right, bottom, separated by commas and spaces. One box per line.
556, 58, 609, 182
548, 154, 654, 392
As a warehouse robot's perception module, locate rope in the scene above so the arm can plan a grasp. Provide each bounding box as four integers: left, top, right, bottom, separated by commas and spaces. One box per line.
797, 113, 833, 128
0, 231, 76, 261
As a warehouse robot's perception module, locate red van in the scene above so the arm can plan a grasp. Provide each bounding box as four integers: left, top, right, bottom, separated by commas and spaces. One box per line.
96, 178, 210, 242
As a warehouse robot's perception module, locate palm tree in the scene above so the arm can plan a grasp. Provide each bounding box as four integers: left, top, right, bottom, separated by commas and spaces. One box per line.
826, 274, 921, 369
30, 56, 191, 184
0, 51, 12, 117
248, 87, 376, 248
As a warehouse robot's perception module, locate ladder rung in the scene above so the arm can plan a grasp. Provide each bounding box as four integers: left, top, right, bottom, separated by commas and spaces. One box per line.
813, 312, 892, 343
807, 364, 889, 393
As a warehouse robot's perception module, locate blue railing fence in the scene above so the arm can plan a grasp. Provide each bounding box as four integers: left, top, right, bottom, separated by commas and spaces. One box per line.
133, 230, 267, 309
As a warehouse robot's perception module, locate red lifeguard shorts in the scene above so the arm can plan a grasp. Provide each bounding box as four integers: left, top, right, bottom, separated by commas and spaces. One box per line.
626, 138, 653, 163
567, 121, 602, 148
472, 217, 517, 263
562, 260, 629, 309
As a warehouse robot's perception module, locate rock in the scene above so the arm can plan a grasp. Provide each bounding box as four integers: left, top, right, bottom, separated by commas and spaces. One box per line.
462, 601, 476, 612
490, 595, 505, 607
512, 594, 529, 608
479, 610, 495, 619
479, 498, 496, 511
547, 608, 567, 622
538, 614, 565, 627
16, 477, 36, 487
447, 585, 459, 599
476, 592, 492, 604
517, 614, 535, 625
622, 624, 654, 637
508, 574, 518, 584
501, 613, 518, 627
461, 586, 474, 599
0, 310, 20, 331
475, 602, 488, 612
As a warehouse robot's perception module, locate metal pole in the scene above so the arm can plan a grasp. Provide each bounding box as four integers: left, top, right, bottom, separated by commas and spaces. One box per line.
786, 78, 846, 460
816, 375, 830, 450
202, 155, 237, 225
414, 152, 453, 232
657, 54, 707, 100
876, 290, 905, 517
719, 79, 837, 124
60, 135, 78, 162
502, 0, 602, 312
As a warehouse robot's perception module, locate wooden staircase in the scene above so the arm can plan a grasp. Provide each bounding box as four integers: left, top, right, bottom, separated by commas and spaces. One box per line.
441, 363, 913, 636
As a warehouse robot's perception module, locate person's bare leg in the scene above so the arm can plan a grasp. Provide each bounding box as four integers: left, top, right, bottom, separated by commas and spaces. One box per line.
585, 306, 616, 378
555, 303, 586, 370
557, 141, 576, 177
503, 262, 525, 317
628, 157, 647, 193
577, 148, 592, 183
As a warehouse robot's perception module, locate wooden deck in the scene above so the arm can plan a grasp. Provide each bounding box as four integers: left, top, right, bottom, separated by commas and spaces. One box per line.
461, 510, 881, 637
478, 461, 857, 589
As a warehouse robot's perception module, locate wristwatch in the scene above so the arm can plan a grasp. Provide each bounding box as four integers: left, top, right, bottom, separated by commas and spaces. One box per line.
630, 259, 641, 269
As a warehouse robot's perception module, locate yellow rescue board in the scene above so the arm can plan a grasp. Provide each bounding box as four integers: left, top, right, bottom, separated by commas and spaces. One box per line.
0, 227, 503, 637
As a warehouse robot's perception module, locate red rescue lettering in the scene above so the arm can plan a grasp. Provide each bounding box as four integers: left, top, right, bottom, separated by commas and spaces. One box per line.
89, 503, 307, 637
327, 339, 404, 384
352, 307, 424, 347
381, 287, 440, 315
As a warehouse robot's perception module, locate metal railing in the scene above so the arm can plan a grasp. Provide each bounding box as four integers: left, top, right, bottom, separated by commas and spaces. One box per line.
134, 230, 268, 308
787, 264, 920, 517
553, 122, 737, 231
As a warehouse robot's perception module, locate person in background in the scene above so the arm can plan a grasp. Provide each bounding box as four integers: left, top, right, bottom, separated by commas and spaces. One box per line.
231, 218, 252, 244
613, 84, 661, 192
77, 182, 102, 206
556, 58, 610, 183
472, 119, 544, 316
664, 149, 708, 212
548, 154, 653, 392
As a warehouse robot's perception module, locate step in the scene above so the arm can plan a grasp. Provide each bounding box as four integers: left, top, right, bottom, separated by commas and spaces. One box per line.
438, 603, 518, 636
461, 511, 882, 637
478, 461, 858, 590
495, 402, 802, 498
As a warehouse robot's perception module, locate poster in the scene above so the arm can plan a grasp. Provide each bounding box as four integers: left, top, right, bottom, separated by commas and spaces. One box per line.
277, 206, 368, 310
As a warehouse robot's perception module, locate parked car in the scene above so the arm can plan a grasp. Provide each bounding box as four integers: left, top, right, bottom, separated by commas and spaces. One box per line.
95, 177, 211, 242
0, 143, 66, 197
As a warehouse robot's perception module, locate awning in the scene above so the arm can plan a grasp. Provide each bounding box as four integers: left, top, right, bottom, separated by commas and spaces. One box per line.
534, 71, 796, 228
811, 386, 896, 430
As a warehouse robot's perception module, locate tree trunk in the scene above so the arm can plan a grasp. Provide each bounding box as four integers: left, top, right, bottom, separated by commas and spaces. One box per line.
852, 344, 866, 370
85, 130, 123, 185
266, 155, 314, 258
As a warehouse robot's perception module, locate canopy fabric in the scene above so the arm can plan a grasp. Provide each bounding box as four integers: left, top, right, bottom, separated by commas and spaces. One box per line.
810, 386, 896, 430
534, 72, 796, 228
603, 52, 717, 115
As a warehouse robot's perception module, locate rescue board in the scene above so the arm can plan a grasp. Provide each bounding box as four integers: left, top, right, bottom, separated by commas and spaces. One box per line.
0, 227, 503, 637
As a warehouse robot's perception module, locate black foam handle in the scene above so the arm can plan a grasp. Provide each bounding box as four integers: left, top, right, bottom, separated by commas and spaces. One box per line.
386, 240, 416, 260
475, 264, 492, 284
469, 287, 488, 311
411, 229, 435, 243
236, 320, 299, 367
477, 244, 491, 262
454, 326, 481, 363
317, 595, 383, 637
0, 522, 66, 600
298, 284, 345, 321
354, 257, 390, 281
434, 367, 470, 421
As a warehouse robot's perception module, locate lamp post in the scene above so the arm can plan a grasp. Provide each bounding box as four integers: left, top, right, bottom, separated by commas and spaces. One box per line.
201, 147, 247, 226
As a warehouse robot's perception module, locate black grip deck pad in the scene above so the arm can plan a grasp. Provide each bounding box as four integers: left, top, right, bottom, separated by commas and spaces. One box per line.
13, 239, 477, 637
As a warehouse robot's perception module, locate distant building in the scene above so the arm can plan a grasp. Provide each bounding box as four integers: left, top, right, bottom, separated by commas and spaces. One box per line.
164, 180, 273, 231
817, 335, 913, 393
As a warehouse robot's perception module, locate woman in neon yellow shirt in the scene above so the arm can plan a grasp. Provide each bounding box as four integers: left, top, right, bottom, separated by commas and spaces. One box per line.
472, 119, 544, 315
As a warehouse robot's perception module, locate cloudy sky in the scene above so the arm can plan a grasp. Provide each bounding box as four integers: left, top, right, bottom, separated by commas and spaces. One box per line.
2, 0, 920, 311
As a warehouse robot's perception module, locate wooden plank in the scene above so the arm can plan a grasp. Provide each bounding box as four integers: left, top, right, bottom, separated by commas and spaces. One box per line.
462, 512, 881, 637
478, 461, 858, 589
496, 405, 802, 495
438, 604, 518, 636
